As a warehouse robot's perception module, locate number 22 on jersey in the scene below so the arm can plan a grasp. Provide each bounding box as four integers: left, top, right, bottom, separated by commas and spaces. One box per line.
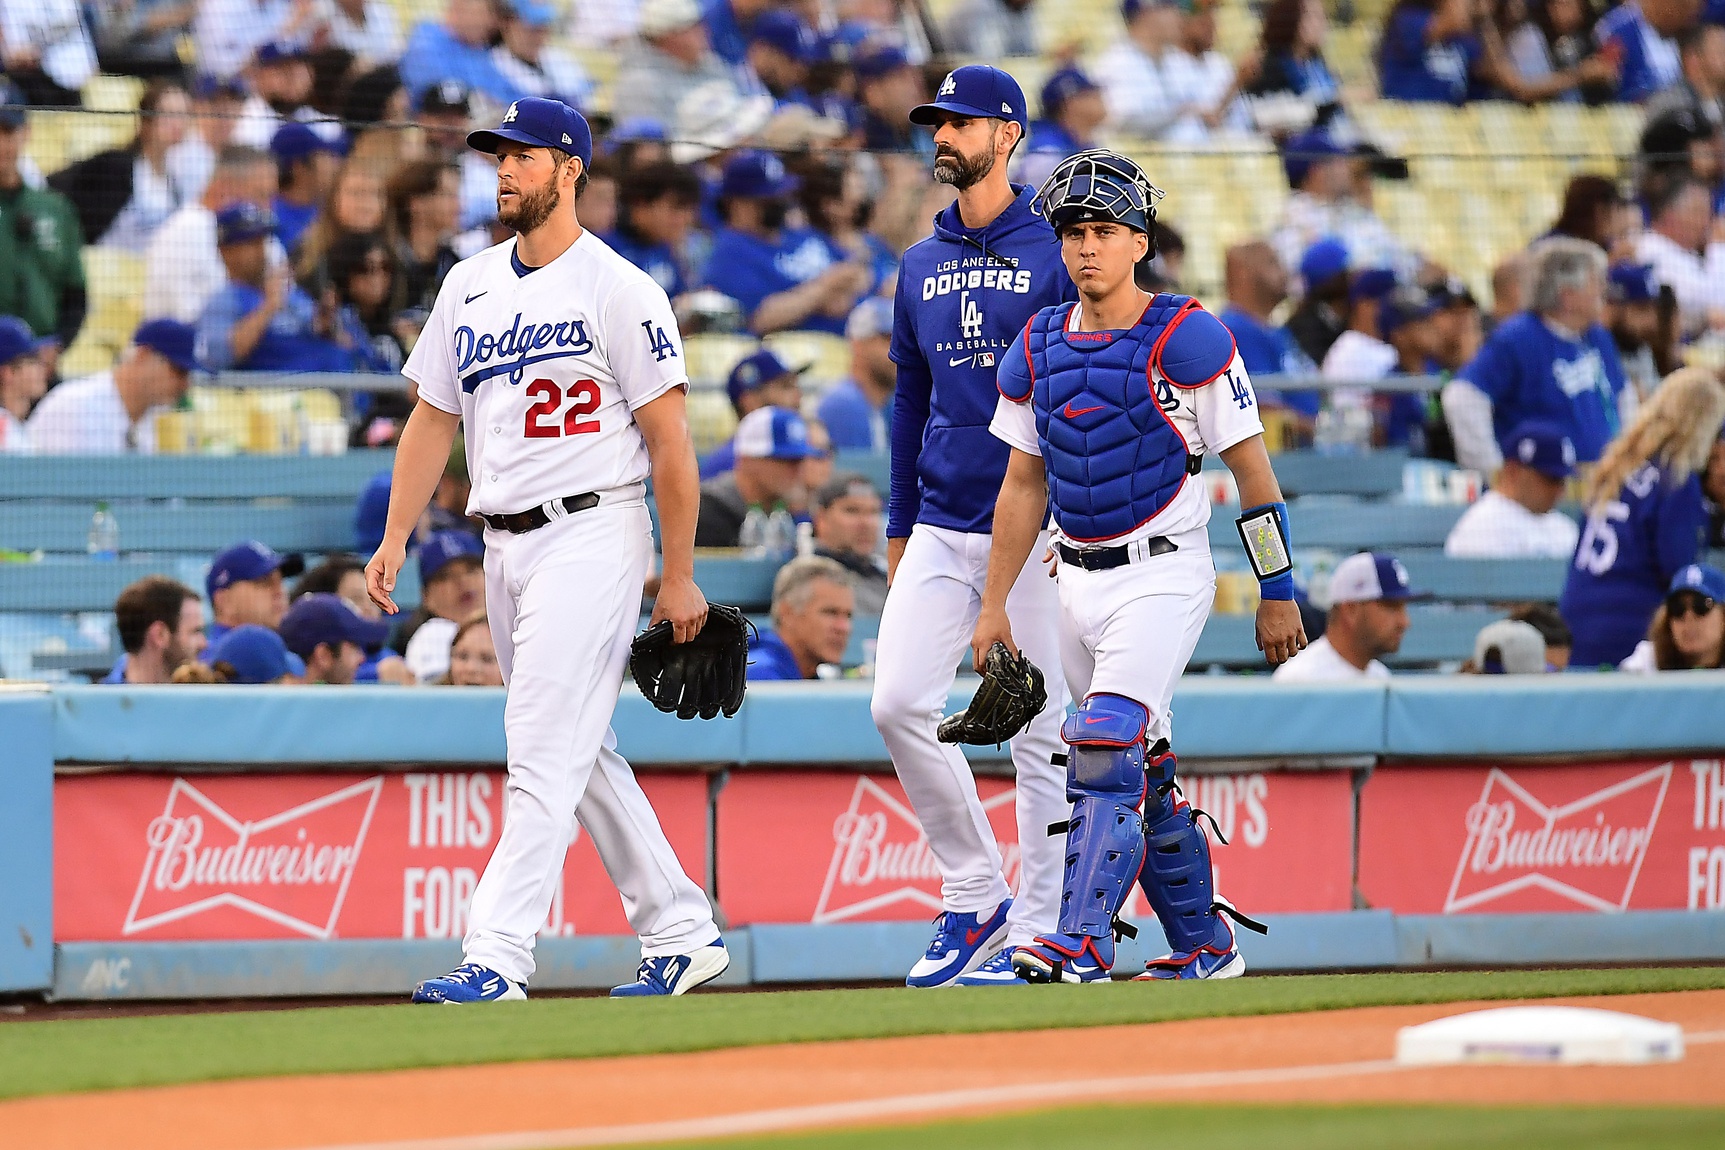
523, 377, 600, 438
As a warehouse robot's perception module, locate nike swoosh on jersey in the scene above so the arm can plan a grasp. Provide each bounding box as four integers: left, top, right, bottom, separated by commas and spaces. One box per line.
948, 355, 974, 367
465, 291, 488, 303
1063, 401, 1106, 418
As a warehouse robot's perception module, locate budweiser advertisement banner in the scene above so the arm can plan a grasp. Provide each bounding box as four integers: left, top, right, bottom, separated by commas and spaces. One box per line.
1358, 759, 1725, 913
715, 770, 1354, 923
54, 773, 708, 941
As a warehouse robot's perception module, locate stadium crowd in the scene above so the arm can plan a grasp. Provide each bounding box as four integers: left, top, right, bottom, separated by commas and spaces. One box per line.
3, 0, 1725, 684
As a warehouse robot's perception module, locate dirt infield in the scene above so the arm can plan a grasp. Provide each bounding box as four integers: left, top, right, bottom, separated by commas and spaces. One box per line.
6, 989, 1723, 1150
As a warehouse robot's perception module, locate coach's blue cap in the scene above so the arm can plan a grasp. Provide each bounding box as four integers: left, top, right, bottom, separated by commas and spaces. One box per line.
280, 593, 390, 658
735, 406, 816, 462
418, 530, 484, 584
270, 121, 344, 163
0, 316, 50, 365
208, 540, 306, 599
1282, 126, 1348, 188
206, 624, 305, 683
719, 150, 799, 199
1501, 419, 1577, 480
1329, 551, 1421, 604
1300, 238, 1350, 289
726, 347, 805, 407
1668, 563, 1725, 603
1607, 262, 1659, 304
468, 97, 593, 168
1040, 67, 1100, 118
751, 8, 818, 62
215, 202, 277, 245
911, 65, 1029, 131
132, 317, 202, 372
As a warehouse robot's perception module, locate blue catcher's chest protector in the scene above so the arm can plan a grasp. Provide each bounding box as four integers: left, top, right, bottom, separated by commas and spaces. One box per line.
1008, 295, 1203, 543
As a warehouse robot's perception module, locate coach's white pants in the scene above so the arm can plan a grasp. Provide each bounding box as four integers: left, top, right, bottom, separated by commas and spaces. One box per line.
464, 502, 720, 985
870, 524, 1069, 948
1055, 527, 1215, 745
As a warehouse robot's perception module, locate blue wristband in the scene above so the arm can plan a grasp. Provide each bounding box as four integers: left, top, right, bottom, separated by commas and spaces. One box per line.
1235, 501, 1294, 601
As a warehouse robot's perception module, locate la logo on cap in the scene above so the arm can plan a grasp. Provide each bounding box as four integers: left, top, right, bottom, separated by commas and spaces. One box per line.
503, 101, 519, 123
939, 73, 957, 96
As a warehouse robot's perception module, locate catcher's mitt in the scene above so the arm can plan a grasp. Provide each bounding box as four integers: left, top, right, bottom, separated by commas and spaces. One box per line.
630, 603, 752, 720
938, 643, 1048, 746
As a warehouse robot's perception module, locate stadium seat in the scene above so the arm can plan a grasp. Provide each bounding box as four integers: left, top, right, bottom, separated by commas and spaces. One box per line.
683, 332, 758, 389
762, 331, 850, 387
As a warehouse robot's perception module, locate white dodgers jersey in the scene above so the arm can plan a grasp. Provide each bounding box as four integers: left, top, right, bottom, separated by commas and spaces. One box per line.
405, 230, 688, 516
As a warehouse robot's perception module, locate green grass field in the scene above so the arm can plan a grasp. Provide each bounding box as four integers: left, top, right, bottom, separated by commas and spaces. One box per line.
641, 1104, 1725, 1150
2, 967, 1723, 1101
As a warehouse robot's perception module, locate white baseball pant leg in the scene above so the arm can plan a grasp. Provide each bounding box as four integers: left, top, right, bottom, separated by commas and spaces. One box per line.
466, 503, 719, 985
870, 524, 1069, 947
1055, 527, 1215, 744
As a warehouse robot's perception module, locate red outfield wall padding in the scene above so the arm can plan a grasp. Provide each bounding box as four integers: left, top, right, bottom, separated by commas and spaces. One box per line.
1358, 758, 1725, 914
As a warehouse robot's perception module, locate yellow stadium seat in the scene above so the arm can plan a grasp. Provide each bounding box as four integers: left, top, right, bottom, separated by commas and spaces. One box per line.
81, 74, 144, 113
686, 389, 737, 455
682, 332, 758, 389
763, 330, 849, 387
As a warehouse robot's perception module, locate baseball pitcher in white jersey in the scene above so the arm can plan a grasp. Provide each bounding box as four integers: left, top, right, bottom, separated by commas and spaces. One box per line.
366, 97, 729, 1002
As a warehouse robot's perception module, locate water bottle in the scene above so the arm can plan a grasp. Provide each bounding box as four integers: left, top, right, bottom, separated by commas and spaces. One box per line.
738, 506, 768, 557
795, 518, 815, 558
87, 501, 119, 560
765, 506, 797, 562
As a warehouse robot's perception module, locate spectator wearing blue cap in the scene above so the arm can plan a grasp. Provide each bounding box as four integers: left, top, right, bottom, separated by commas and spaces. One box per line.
281, 593, 392, 685
230, 42, 331, 152
27, 318, 198, 454
1444, 236, 1629, 475
46, 80, 194, 254
1605, 262, 1665, 397
197, 202, 367, 372
699, 347, 808, 479
746, 8, 818, 109
1219, 240, 1321, 422
1323, 275, 1442, 447
293, 554, 413, 685
1270, 126, 1420, 284
392, 530, 486, 668
856, 44, 933, 156
399, 0, 515, 109
493, 0, 593, 108
102, 576, 207, 685
0, 80, 87, 373
696, 406, 817, 546
817, 297, 896, 452
1286, 237, 1352, 367
604, 161, 702, 299
1620, 563, 1725, 671
700, 150, 871, 336
1275, 551, 1416, 681
205, 624, 306, 684
615, 0, 752, 127
205, 539, 305, 645
1016, 67, 1106, 189
145, 145, 281, 325
0, 316, 50, 454
1446, 420, 1583, 558
270, 122, 344, 252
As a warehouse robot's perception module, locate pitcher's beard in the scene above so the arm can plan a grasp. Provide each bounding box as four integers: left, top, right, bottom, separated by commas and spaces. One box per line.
500, 180, 561, 234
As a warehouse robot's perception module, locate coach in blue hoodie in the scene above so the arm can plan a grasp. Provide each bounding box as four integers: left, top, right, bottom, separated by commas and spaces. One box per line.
872, 65, 1078, 988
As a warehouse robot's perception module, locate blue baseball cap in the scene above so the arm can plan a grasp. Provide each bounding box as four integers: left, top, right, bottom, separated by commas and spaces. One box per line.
270, 121, 344, 163
817, 21, 873, 64
911, 65, 1029, 131
508, 0, 557, 26
1668, 563, 1725, 602
206, 624, 305, 683
1378, 287, 1437, 336
1300, 238, 1350, 288
719, 149, 799, 200
0, 316, 50, 365
750, 8, 818, 62
215, 202, 277, 245
609, 116, 667, 143
255, 40, 308, 65
468, 97, 593, 168
417, 529, 484, 584
1040, 67, 1100, 118
0, 79, 25, 129
1349, 267, 1399, 304
1607, 262, 1659, 304
726, 347, 804, 407
132, 317, 202, 372
853, 43, 913, 81
191, 73, 246, 100
279, 593, 391, 658
735, 406, 816, 462
1501, 419, 1578, 480
207, 540, 306, 599
1329, 551, 1421, 604
1282, 126, 1349, 188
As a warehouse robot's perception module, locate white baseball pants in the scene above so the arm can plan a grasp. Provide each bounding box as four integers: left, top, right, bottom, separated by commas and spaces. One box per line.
871, 523, 1070, 948
464, 501, 720, 985
1055, 526, 1215, 745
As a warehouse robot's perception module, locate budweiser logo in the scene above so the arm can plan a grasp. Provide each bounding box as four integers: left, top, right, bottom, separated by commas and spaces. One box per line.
1444, 764, 1672, 913
125, 777, 383, 938
813, 777, 1021, 923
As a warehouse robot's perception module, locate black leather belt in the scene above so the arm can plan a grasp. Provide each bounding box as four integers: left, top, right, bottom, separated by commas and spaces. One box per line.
480, 492, 600, 534
1056, 535, 1177, 571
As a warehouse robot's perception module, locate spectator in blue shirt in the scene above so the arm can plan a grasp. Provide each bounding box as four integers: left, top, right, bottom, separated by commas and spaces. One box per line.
700, 346, 808, 479
1248, 0, 1344, 112
605, 161, 702, 300
1596, 0, 1693, 103
103, 576, 207, 685
400, 0, 514, 106
794, 155, 897, 297
818, 297, 896, 452
1218, 239, 1321, 420
702, 0, 773, 66
746, 7, 819, 109
1442, 236, 1629, 473
1379, 0, 1485, 103
269, 122, 343, 253
700, 150, 871, 335
197, 203, 367, 372
1018, 66, 1107, 189
746, 555, 856, 680
1561, 366, 1725, 667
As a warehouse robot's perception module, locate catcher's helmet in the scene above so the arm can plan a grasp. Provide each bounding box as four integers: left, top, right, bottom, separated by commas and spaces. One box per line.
1031, 149, 1164, 255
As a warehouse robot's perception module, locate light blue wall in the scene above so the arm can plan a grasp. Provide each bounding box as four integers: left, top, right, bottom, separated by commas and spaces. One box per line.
0, 689, 54, 993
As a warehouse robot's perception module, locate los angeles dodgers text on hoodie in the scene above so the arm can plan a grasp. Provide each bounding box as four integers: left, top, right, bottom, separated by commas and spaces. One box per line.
888, 185, 1077, 538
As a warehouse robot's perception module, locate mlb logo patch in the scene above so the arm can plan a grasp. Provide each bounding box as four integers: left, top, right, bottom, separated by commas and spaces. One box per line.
978, 352, 996, 368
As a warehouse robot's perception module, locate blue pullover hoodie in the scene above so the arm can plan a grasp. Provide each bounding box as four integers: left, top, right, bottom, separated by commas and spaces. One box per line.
887, 185, 1076, 538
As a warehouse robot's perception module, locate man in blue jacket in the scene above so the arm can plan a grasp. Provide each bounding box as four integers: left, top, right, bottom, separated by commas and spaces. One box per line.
870, 65, 1077, 989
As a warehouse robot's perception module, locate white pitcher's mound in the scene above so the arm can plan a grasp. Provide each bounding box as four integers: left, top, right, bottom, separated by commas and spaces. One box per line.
1395, 1006, 1685, 1066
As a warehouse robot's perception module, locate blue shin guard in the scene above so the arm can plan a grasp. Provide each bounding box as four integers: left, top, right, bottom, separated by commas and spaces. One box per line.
1013, 694, 1148, 985
1137, 743, 1231, 955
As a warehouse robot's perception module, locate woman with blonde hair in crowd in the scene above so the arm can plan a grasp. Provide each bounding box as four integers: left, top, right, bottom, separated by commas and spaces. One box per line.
1559, 367, 1725, 667
443, 614, 502, 687
1620, 564, 1725, 671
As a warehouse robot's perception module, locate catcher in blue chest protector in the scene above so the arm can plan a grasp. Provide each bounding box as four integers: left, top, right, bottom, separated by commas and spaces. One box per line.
970, 151, 1307, 982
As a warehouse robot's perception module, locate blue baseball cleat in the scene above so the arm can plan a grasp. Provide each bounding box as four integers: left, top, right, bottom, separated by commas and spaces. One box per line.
1011, 933, 1114, 983
611, 940, 731, 996
411, 962, 526, 1004
1135, 916, 1247, 981
905, 898, 1012, 988
954, 946, 1029, 986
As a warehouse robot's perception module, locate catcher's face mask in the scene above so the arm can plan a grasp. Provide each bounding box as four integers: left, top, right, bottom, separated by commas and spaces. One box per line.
1032, 149, 1164, 256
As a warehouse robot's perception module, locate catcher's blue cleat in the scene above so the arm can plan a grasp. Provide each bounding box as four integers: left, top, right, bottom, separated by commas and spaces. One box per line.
1135, 915, 1247, 981
906, 898, 1012, 987
954, 946, 1029, 986
611, 940, 731, 996
1012, 932, 1114, 983
411, 962, 526, 1004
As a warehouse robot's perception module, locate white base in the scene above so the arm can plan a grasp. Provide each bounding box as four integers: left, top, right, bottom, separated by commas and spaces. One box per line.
1395, 1006, 1685, 1066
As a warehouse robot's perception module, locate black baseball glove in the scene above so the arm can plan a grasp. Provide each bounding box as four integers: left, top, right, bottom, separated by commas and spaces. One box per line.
630, 603, 752, 720
938, 643, 1048, 746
